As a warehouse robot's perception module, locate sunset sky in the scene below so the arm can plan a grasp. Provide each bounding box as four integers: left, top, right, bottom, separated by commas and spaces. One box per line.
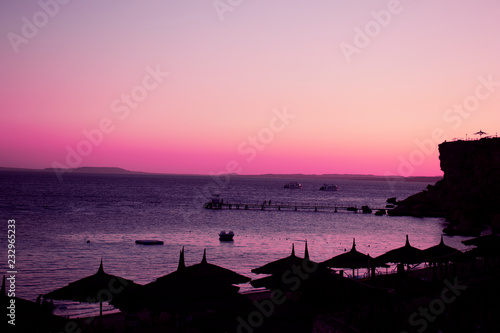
1, 0, 499, 176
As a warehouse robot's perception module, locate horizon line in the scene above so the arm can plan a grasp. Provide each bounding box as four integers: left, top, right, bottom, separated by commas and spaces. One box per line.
0, 165, 444, 179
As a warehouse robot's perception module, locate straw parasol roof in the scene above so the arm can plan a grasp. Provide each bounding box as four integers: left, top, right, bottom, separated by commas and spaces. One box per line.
462, 234, 500, 258
252, 242, 314, 275
2, 276, 71, 332
143, 248, 248, 312
321, 238, 389, 269
421, 235, 464, 263
462, 234, 500, 248
45, 259, 140, 327
375, 235, 424, 265
184, 249, 251, 285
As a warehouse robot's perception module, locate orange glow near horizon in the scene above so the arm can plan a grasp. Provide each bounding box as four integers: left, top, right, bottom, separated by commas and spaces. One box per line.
1, 1, 499, 176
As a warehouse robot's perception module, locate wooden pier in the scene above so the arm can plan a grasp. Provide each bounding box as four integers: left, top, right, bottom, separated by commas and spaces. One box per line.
203, 201, 391, 214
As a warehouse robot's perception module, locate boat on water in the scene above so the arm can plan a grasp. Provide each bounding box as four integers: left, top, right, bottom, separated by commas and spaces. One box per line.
284, 182, 302, 189
135, 240, 164, 245
319, 184, 339, 191
219, 230, 234, 241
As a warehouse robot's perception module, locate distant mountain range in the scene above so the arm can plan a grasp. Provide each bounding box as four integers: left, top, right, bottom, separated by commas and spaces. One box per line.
0, 166, 144, 174
0, 166, 442, 182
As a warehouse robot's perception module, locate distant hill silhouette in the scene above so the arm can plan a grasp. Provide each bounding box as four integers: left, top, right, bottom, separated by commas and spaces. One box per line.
0, 166, 143, 175
66, 167, 143, 174
0, 167, 441, 182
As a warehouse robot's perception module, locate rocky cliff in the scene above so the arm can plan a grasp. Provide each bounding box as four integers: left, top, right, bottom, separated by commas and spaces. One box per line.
389, 137, 500, 236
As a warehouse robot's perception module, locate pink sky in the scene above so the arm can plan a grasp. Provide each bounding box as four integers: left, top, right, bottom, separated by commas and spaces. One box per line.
1, 0, 499, 176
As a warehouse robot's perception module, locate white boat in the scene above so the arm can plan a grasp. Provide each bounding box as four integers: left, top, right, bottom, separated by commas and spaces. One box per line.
319, 184, 339, 191
219, 230, 234, 241
284, 182, 302, 189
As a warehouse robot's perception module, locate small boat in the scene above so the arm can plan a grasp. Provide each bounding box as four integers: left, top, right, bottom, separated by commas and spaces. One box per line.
284, 182, 302, 189
135, 240, 164, 245
319, 184, 339, 191
219, 230, 234, 241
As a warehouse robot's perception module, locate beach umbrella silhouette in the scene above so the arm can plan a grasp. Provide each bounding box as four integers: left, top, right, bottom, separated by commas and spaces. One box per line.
2, 275, 70, 332
45, 259, 140, 328
421, 236, 464, 280
462, 234, 500, 248
251, 262, 391, 309
462, 234, 500, 258
375, 235, 424, 270
421, 236, 463, 263
321, 238, 389, 278
184, 249, 251, 285
251, 241, 332, 291
252, 241, 314, 275
144, 248, 249, 312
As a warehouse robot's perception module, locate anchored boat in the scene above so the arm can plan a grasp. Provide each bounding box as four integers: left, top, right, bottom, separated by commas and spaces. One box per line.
284, 182, 302, 189
135, 240, 164, 245
319, 184, 339, 191
219, 230, 234, 241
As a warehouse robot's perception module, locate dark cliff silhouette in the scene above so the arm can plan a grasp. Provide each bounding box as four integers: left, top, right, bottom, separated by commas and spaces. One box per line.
389, 137, 500, 236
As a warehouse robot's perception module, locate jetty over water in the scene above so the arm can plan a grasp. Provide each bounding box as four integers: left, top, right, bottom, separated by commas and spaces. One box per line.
203, 200, 392, 214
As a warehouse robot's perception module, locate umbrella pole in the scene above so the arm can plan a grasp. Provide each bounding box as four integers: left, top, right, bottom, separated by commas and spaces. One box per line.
100, 301, 103, 330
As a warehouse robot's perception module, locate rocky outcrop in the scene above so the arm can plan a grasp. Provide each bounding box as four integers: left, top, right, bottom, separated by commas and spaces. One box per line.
389, 137, 500, 236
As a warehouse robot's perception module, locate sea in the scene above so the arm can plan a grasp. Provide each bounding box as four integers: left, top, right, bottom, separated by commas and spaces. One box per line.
0, 170, 473, 318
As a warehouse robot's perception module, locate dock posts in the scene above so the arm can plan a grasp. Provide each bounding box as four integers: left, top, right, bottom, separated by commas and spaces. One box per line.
229, 204, 232, 209
261, 205, 265, 210
334, 207, 337, 213
294, 206, 297, 211
278, 206, 281, 211
245, 205, 248, 210
314, 207, 317, 212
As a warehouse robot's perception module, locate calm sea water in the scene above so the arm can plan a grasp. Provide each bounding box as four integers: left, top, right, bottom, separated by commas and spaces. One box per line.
0, 171, 471, 317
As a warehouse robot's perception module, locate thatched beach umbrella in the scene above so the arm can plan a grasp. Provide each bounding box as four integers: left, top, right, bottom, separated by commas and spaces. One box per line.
251, 242, 332, 293
45, 259, 139, 328
185, 249, 251, 285
462, 234, 500, 272
462, 234, 500, 249
422, 236, 463, 263
462, 234, 500, 259
375, 235, 424, 271
2, 276, 70, 332
321, 238, 388, 278
252, 242, 313, 275
144, 248, 248, 313
421, 236, 464, 280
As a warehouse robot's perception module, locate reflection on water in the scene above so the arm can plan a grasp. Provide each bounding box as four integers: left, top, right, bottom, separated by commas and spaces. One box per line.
0, 171, 469, 317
